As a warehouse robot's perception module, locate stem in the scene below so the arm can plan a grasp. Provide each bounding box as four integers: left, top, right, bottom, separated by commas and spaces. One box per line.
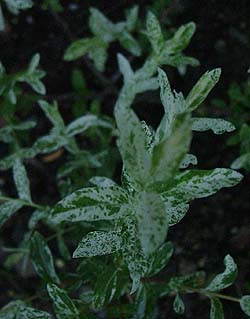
0, 195, 45, 210
185, 287, 240, 303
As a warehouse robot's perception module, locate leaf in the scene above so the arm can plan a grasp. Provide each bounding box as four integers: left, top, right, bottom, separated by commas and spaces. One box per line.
3, 0, 33, 14
0, 148, 37, 170
121, 215, 148, 294
150, 113, 192, 184
0, 200, 23, 228
115, 102, 151, 187
147, 241, 174, 277
30, 231, 60, 284
66, 114, 112, 137
146, 11, 163, 55
89, 176, 117, 187
0, 300, 51, 319
168, 22, 196, 53
191, 118, 235, 134
38, 100, 65, 130
179, 154, 197, 168
51, 186, 128, 224
125, 5, 138, 31
28, 53, 40, 72
92, 267, 119, 309
64, 38, 94, 61
13, 159, 31, 202
88, 42, 108, 72
231, 153, 250, 170
118, 31, 141, 56
117, 53, 134, 84
173, 294, 185, 314
205, 255, 237, 292
161, 168, 243, 204
135, 191, 168, 255
89, 7, 115, 42
47, 283, 79, 319
210, 298, 224, 319
186, 69, 221, 111
34, 134, 66, 154
240, 295, 250, 317
73, 230, 122, 258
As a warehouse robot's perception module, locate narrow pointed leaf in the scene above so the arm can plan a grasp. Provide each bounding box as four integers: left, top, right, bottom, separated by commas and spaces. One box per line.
173, 294, 185, 314
186, 69, 221, 111
13, 159, 31, 202
210, 298, 224, 319
47, 283, 79, 319
30, 232, 60, 284
0, 201, 23, 228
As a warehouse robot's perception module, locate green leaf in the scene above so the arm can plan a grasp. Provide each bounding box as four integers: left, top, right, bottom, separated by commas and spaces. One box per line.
205, 255, 237, 292
146, 11, 164, 55
231, 153, 250, 170
240, 295, 250, 317
47, 283, 79, 319
13, 159, 31, 202
147, 241, 174, 277
73, 230, 122, 258
30, 231, 60, 284
186, 69, 221, 111
0, 147, 37, 170
66, 114, 112, 137
125, 5, 138, 31
0, 200, 23, 228
92, 267, 119, 309
134, 191, 168, 255
191, 118, 235, 134
118, 31, 141, 56
64, 38, 94, 61
28, 53, 40, 72
51, 186, 128, 224
210, 298, 224, 319
173, 293, 185, 314
88, 42, 108, 72
168, 22, 196, 53
34, 134, 66, 154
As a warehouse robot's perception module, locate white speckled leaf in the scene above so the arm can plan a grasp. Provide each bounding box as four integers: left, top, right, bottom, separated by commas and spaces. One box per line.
73, 230, 122, 258
206, 255, 237, 292
47, 283, 79, 319
51, 186, 128, 224
38, 100, 65, 130
121, 215, 148, 294
89, 176, 117, 187
179, 153, 197, 168
210, 298, 224, 319
66, 114, 112, 137
117, 53, 134, 84
161, 168, 243, 204
240, 295, 250, 317
231, 153, 250, 170
30, 232, 60, 284
192, 118, 235, 134
169, 22, 196, 53
0, 301, 51, 319
0, 201, 23, 228
186, 69, 221, 111
3, 0, 33, 14
89, 7, 115, 42
135, 191, 168, 255
146, 11, 163, 55
150, 114, 192, 184
13, 159, 31, 202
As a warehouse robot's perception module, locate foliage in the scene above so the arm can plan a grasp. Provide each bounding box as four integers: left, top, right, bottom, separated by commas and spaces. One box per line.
0, 4, 249, 319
